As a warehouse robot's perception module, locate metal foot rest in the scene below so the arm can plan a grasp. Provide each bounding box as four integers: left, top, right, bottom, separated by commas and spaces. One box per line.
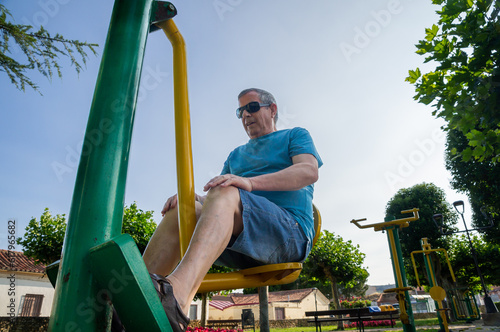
197, 262, 302, 293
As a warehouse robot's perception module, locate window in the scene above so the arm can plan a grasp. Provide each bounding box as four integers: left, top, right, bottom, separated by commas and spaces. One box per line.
20, 294, 44, 317
275, 307, 285, 320
189, 304, 198, 320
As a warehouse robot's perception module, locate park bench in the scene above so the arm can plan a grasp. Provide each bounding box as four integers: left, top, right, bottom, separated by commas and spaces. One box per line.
207, 315, 255, 331
207, 319, 241, 329
306, 308, 399, 332
306, 308, 371, 332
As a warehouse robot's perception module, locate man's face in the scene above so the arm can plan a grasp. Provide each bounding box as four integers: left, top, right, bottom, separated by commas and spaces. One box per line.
238, 91, 276, 139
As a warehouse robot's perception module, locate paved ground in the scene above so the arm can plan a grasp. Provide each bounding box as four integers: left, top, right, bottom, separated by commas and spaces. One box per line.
447, 322, 500, 331
366, 321, 500, 331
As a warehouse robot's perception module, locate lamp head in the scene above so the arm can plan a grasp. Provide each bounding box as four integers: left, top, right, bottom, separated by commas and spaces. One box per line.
432, 213, 444, 232
453, 200, 465, 214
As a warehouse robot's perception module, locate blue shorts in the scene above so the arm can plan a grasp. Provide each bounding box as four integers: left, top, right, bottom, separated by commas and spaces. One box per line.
214, 189, 311, 269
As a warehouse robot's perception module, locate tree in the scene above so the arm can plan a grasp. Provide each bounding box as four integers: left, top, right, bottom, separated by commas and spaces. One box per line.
17, 208, 67, 265
445, 129, 500, 245
17, 202, 157, 265
302, 230, 369, 312
338, 269, 369, 299
121, 202, 158, 254
447, 233, 500, 291
406, 0, 500, 163
0, 4, 98, 93
385, 183, 458, 289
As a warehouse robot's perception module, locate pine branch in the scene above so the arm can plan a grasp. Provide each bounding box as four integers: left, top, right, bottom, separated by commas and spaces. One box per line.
0, 4, 98, 94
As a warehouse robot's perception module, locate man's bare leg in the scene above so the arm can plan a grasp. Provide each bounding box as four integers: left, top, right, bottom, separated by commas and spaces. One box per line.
166, 185, 243, 314
143, 202, 203, 276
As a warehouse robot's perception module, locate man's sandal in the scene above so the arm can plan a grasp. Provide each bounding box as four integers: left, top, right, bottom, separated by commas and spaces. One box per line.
150, 273, 190, 332
111, 273, 190, 332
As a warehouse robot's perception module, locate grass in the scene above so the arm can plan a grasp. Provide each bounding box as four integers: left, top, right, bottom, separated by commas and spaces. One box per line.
265, 318, 443, 332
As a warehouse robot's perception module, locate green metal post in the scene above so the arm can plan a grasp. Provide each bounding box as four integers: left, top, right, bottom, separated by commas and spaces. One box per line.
385, 216, 416, 332
48, 0, 153, 330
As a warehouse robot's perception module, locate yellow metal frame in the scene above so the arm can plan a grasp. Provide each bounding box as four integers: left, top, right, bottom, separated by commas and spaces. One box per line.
351, 208, 419, 232
157, 20, 322, 294
351, 208, 420, 326
410, 238, 455, 332
410, 239, 456, 288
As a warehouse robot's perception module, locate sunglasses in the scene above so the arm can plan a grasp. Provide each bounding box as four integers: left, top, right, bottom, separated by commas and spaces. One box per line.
236, 102, 271, 119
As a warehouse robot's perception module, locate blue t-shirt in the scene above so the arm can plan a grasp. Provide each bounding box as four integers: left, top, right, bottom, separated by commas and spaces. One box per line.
221, 127, 323, 242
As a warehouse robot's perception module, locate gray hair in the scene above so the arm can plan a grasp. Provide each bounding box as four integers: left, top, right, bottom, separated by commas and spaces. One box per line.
238, 88, 278, 124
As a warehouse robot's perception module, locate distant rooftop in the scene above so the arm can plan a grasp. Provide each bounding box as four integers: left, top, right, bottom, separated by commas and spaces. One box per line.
0, 249, 46, 274
210, 288, 316, 311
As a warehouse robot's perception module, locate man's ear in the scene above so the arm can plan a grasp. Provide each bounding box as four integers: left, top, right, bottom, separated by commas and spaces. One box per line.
270, 103, 278, 118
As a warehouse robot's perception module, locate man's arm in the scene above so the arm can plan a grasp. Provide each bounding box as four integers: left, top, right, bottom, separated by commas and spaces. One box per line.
203, 153, 319, 192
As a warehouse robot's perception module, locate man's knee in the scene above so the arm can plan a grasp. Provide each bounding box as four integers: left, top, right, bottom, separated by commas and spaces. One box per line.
206, 185, 240, 206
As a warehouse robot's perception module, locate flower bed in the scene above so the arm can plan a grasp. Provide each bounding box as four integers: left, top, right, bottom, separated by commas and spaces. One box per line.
344, 319, 396, 328
188, 328, 242, 332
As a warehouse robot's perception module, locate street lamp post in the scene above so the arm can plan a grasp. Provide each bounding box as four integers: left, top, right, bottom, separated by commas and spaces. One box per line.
313, 287, 318, 312
434, 201, 498, 314
452, 201, 498, 314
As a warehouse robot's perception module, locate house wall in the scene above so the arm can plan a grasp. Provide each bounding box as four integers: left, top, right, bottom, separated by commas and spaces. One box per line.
188, 298, 205, 320
209, 292, 330, 321
0, 271, 54, 317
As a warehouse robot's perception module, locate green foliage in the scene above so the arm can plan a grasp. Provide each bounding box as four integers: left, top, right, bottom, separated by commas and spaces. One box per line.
340, 298, 371, 309
385, 183, 458, 287
445, 129, 500, 245
447, 233, 500, 291
0, 4, 98, 94
18, 203, 157, 265
406, 0, 500, 163
303, 230, 369, 309
121, 202, 157, 254
16, 208, 67, 265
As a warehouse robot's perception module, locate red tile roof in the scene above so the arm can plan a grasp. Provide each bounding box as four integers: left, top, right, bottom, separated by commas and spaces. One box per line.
210, 288, 315, 310
0, 250, 46, 274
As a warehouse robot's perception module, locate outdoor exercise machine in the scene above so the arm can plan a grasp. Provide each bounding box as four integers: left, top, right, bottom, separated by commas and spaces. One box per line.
447, 287, 480, 323
351, 208, 420, 332
45, 1, 321, 331
410, 238, 455, 332
433, 201, 498, 314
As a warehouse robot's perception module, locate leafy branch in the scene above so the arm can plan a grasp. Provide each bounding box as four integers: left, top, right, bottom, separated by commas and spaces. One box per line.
0, 4, 98, 94
406, 0, 500, 163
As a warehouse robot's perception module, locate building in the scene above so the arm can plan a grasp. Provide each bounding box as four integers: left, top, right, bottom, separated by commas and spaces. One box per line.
0, 250, 54, 317
0, 250, 211, 320
209, 288, 329, 321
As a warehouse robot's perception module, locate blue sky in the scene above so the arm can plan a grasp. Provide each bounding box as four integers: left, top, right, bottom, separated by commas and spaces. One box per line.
0, 0, 471, 285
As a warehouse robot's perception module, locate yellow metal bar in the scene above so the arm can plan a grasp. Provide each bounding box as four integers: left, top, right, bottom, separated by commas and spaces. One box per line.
158, 19, 197, 257
198, 263, 302, 293
411, 248, 457, 283
410, 252, 422, 287
351, 208, 420, 232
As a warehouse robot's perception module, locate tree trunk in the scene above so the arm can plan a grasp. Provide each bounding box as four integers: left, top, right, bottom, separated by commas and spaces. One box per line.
259, 286, 270, 332
329, 278, 344, 331
201, 293, 208, 327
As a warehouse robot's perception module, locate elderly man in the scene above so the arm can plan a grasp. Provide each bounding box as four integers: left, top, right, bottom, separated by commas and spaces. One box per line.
114, 88, 322, 332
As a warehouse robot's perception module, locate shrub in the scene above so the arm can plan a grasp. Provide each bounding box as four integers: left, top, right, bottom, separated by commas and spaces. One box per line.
340, 297, 371, 308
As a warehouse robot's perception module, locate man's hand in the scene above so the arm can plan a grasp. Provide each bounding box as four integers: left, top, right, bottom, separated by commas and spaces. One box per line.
161, 193, 205, 216
203, 174, 253, 192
